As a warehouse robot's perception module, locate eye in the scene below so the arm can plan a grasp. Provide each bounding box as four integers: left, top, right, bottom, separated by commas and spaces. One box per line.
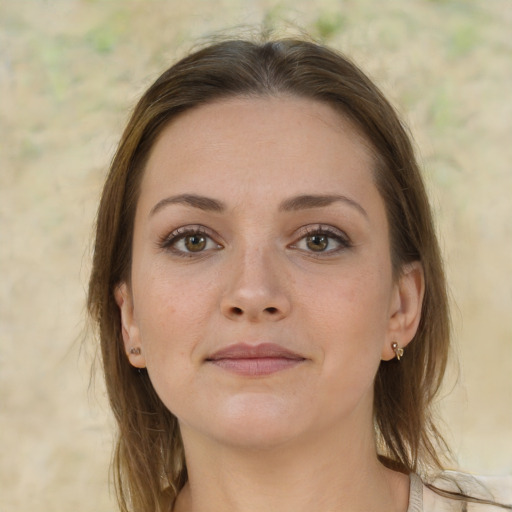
159, 226, 222, 256
292, 226, 351, 254
177, 233, 210, 252
305, 233, 330, 252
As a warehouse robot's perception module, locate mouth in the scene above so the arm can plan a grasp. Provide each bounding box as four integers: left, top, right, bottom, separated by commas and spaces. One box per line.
205, 343, 306, 376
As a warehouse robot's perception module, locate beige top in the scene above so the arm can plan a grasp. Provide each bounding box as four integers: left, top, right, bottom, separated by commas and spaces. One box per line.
408, 472, 512, 511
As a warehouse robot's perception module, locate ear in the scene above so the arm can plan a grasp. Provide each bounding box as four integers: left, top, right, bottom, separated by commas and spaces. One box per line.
381, 261, 425, 361
114, 282, 147, 368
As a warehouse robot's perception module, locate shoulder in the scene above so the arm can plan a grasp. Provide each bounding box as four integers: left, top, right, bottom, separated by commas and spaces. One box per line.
419, 471, 512, 512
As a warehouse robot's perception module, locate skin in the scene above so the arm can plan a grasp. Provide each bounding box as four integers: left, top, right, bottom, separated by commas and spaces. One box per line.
116, 96, 424, 512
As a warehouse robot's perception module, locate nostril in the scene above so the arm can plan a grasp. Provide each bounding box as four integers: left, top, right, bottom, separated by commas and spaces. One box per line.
231, 307, 243, 316
265, 307, 278, 314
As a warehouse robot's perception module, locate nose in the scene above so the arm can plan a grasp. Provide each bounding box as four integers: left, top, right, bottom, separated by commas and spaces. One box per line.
220, 245, 292, 322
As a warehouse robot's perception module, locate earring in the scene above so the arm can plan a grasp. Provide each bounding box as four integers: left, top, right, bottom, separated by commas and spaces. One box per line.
129, 347, 141, 355
391, 342, 404, 361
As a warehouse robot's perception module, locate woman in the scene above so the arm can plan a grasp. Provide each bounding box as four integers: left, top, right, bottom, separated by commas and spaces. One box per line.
87, 36, 511, 512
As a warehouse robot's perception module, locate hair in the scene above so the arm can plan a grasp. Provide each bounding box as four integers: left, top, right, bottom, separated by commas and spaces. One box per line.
88, 36, 453, 512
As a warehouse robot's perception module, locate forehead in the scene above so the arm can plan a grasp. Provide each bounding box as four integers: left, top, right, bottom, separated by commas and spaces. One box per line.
139, 96, 378, 209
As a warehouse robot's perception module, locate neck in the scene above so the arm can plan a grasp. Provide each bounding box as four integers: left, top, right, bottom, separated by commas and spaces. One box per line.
173, 420, 409, 512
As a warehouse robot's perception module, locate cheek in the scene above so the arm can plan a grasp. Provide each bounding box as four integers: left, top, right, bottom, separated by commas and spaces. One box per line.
302, 262, 392, 328
134, 258, 219, 323
132, 278, 204, 412
132, 268, 212, 361
301, 265, 392, 368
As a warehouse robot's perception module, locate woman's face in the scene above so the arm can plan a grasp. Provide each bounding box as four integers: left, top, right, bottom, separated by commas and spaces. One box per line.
116, 96, 423, 449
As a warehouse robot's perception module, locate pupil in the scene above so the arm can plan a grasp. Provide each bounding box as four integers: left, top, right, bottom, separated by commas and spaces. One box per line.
307, 234, 328, 251
185, 235, 206, 252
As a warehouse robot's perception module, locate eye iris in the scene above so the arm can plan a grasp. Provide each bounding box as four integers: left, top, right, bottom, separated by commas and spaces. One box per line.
184, 234, 206, 252
306, 234, 328, 251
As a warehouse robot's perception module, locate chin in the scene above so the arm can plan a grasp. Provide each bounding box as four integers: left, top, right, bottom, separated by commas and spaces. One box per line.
193, 394, 307, 449
213, 421, 300, 451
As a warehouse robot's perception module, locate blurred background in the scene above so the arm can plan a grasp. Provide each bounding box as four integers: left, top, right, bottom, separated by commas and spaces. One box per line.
0, 0, 511, 510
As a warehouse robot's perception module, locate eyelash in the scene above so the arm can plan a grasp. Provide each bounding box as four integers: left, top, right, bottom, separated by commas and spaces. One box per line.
291, 225, 352, 256
158, 224, 352, 257
158, 225, 222, 257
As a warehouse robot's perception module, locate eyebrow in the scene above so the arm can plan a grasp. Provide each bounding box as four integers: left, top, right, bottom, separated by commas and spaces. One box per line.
150, 193, 368, 219
279, 194, 368, 219
150, 194, 226, 216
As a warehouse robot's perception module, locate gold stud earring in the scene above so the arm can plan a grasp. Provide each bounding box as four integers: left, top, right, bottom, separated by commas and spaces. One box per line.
391, 342, 404, 361
129, 347, 141, 355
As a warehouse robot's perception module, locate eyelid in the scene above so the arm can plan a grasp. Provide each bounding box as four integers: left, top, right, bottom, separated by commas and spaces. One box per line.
157, 223, 351, 257
157, 225, 223, 255
289, 224, 352, 254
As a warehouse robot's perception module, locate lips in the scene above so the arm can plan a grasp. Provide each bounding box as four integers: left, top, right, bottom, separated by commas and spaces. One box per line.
206, 343, 306, 376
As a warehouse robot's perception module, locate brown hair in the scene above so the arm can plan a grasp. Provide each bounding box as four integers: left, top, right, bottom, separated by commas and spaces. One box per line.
88, 37, 451, 512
